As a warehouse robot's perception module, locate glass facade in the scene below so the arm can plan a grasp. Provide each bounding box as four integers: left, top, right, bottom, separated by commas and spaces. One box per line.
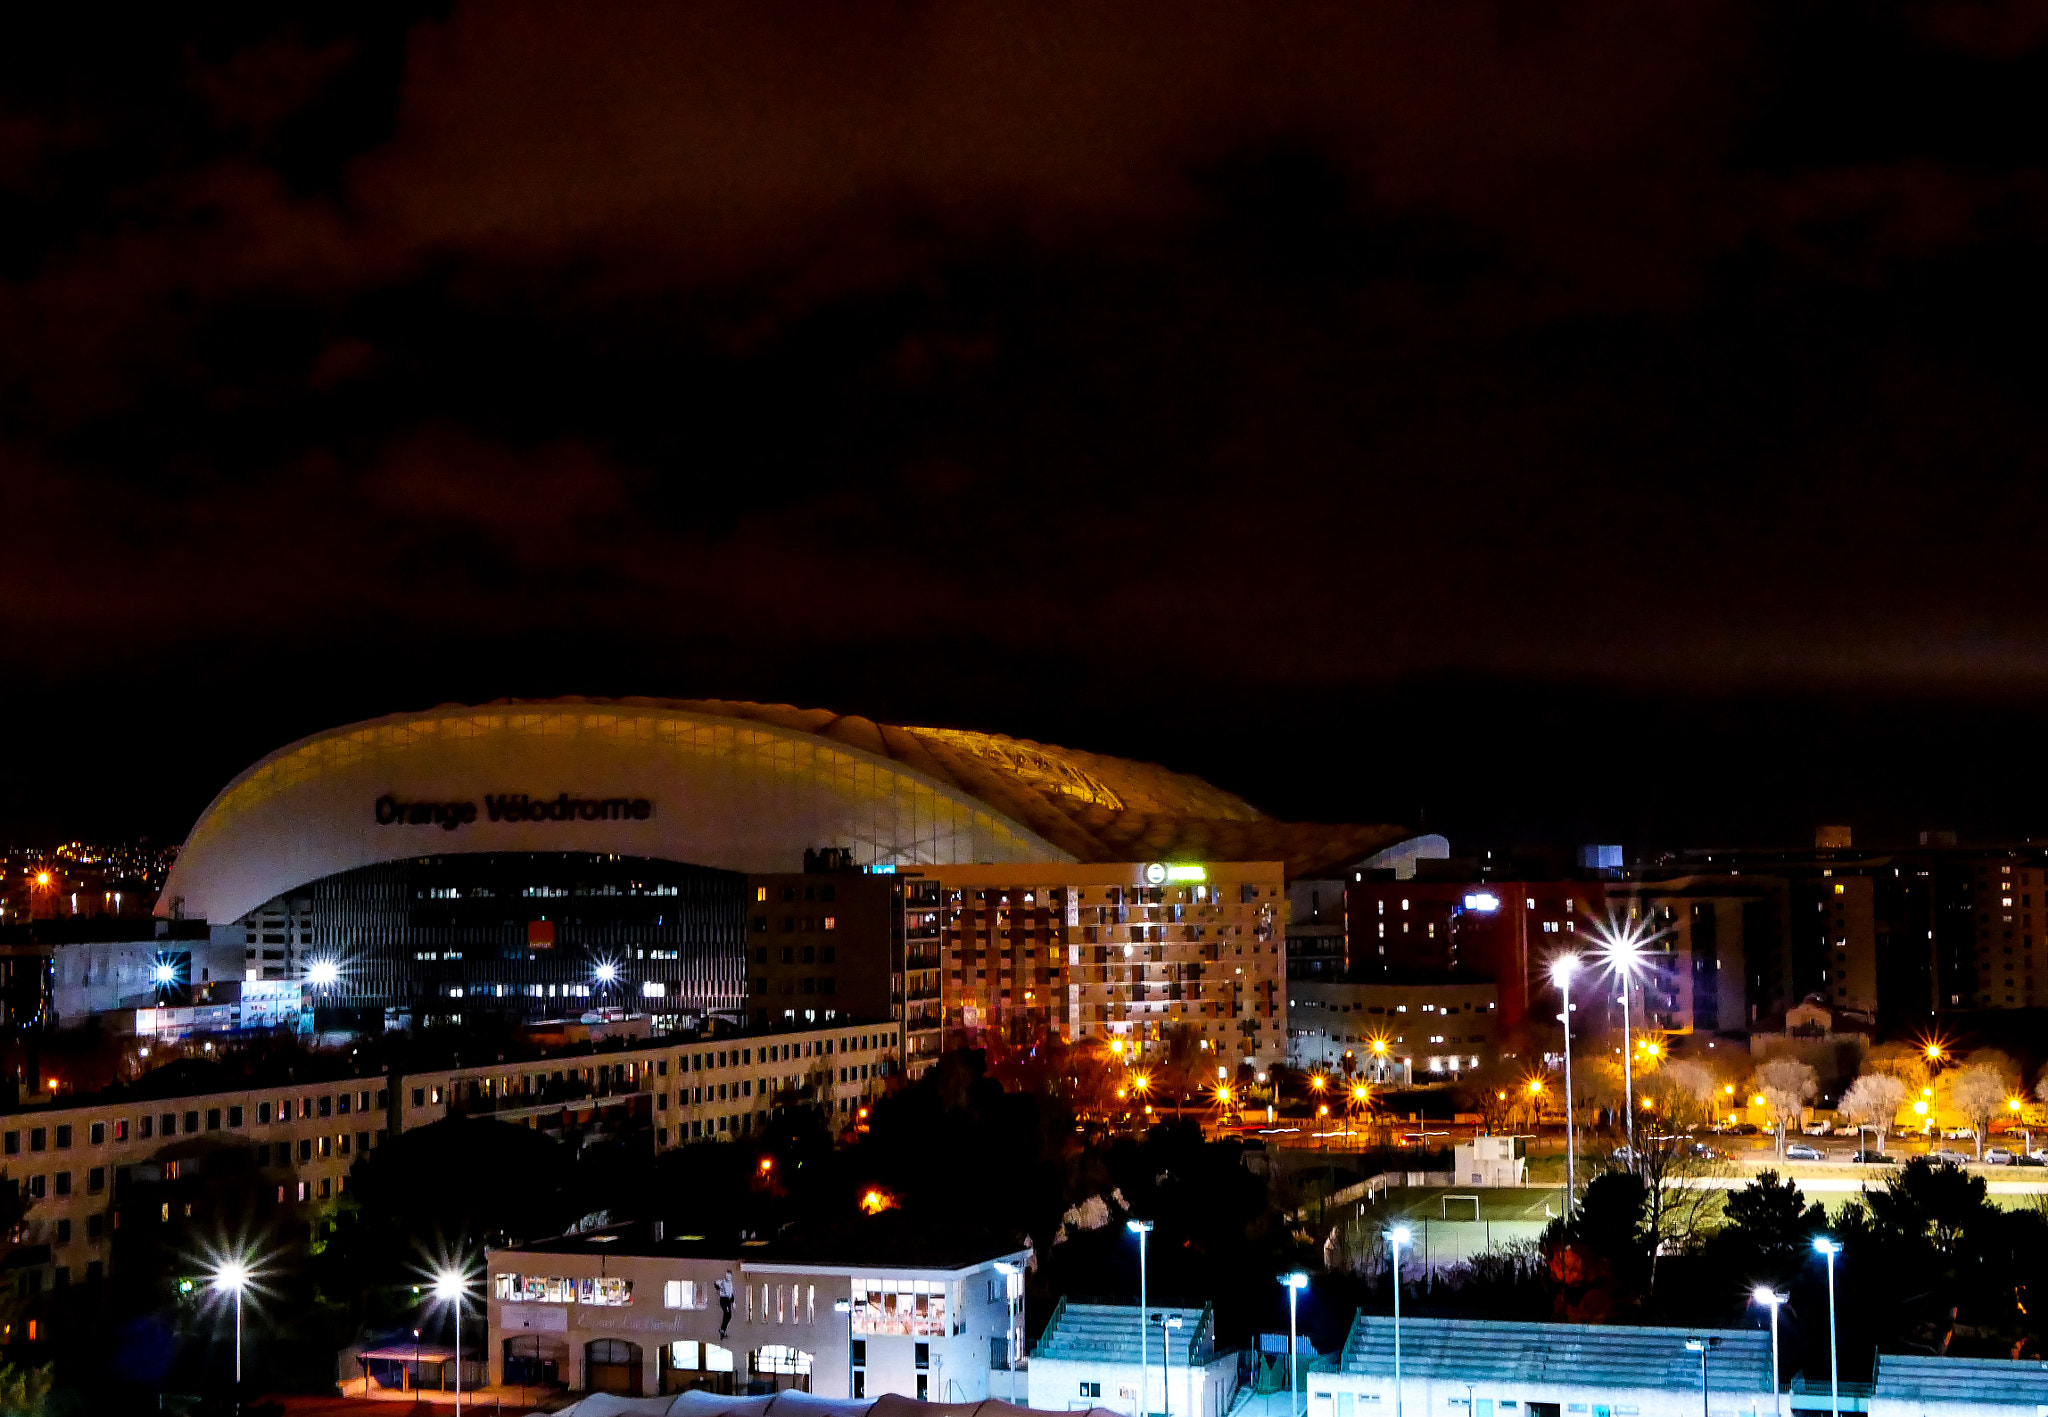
274, 852, 747, 1024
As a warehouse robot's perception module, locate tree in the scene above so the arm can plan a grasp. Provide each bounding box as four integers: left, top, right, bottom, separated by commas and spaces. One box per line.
1755, 1057, 1818, 1156
1838, 1073, 1908, 1150
1950, 1066, 2008, 1161
1541, 1171, 1650, 1321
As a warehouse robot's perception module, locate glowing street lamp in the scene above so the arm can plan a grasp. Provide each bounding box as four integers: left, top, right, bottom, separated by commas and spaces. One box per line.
1592, 916, 1659, 1158
1550, 954, 1582, 1205
1128, 1220, 1154, 1417
212, 1258, 250, 1391
1813, 1238, 1841, 1417
1752, 1288, 1787, 1417
1282, 1272, 1309, 1417
433, 1268, 470, 1415
306, 959, 340, 989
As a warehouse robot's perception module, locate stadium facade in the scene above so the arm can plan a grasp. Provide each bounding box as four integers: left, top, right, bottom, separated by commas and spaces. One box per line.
157, 699, 1421, 1060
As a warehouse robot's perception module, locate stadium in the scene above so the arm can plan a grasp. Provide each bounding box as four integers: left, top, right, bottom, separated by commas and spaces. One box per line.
156, 698, 1417, 1031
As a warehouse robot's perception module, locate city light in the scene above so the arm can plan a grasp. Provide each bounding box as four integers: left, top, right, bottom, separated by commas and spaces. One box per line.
306, 959, 340, 987
151, 960, 178, 985
1548, 954, 1582, 986
593, 961, 619, 984
1310, 1074, 1326, 1091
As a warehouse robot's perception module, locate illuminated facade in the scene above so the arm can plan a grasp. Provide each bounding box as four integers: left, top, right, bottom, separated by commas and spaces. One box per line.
155, 699, 1416, 1033
910, 862, 1288, 1066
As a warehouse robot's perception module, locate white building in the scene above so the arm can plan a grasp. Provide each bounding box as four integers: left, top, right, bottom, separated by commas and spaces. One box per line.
1027, 1300, 1239, 1417
1308, 1315, 1773, 1417
487, 1220, 1028, 1401
1870, 1353, 2048, 1417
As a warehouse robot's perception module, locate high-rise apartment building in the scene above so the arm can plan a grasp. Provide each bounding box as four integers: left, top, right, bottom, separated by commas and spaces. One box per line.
905, 861, 1287, 1068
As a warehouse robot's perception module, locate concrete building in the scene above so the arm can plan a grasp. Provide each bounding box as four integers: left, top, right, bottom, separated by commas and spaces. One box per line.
1286, 979, 1497, 1079
1870, 1353, 2048, 1417
1027, 1300, 1238, 1417
0, 1016, 897, 1305
486, 1219, 1028, 1400
915, 862, 1289, 1069
1308, 1315, 1773, 1417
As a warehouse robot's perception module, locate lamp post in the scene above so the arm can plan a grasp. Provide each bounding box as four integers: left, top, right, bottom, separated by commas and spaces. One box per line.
433, 1269, 468, 1416
1752, 1288, 1787, 1417
1283, 1273, 1309, 1417
1154, 1313, 1184, 1417
1129, 1220, 1154, 1417
212, 1258, 250, 1407
1595, 923, 1649, 1159
835, 1298, 854, 1399
1683, 1337, 1719, 1417
1814, 1238, 1841, 1417
1389, 1227, 1411, 1417
1550, 956, 1582, 1206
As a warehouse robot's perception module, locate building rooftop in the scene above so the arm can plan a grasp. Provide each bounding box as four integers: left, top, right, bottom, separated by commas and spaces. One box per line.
1332, 1315, 1773, 1393
1873, 1353, 2048, 1403
503, 1213, 1030, 1274
1033, 1299, 1218, 1367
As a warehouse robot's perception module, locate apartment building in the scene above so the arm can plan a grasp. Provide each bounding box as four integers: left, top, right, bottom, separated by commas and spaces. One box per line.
1286, 979, 1499, 1078
0, 1017, 901, 1307
909, 862, 1287, 1068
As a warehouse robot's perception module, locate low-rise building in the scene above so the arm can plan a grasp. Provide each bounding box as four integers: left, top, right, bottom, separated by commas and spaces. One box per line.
1027, 1300, 1238, 1417
487, 1219, 1029, 1400
1286, 979, 1498, 1080
1871, 1353, 2048, 1417
1309, 1314, 1772, 1417
0, 1016, 899, 1306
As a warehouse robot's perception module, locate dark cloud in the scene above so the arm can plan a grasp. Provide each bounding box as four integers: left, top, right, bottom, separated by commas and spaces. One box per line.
5, 1, 2048, 845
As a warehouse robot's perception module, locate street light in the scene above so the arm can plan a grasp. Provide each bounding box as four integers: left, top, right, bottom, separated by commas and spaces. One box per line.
1593, 917, 1656, 1158
1752, 1288, 1787, 1417
1550, 955, 1582, 1206
433, 1268, 469, 1416
1389, 1226, 1412, 1417
1813, 1237, 1841, 1417
1128, 1220, 1154, 1417
1153, 1312, 1184, 1417
212, 1258, 250, 1397
1684, 1337, 1720, 1417
1283, 1273, 1309, 1417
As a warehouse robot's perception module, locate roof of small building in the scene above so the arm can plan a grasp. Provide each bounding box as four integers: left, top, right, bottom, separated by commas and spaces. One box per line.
1033, 1299, 1218, 1367
1332, 1315, 1772, 1393
502, 1214, 1029, 1273
1874, 1353, 2048, 1403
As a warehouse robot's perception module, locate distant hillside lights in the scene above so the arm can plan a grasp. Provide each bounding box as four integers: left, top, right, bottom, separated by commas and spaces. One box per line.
372, 793, 655, 829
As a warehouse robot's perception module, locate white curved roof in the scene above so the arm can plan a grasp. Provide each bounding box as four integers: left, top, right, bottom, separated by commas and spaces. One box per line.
159, 702, 1070, 924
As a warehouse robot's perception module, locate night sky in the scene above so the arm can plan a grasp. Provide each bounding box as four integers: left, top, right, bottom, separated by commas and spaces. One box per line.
7, 2, 2048, 851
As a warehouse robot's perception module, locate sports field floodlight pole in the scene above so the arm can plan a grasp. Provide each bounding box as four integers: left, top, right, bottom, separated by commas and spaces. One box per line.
1813, 1237, 1841, 1417
1129, 1219, 1154, 1417
1752, 1288, 1787, 1417
1550, 955, 1583, 1206
1283, 1272, 1309, 1417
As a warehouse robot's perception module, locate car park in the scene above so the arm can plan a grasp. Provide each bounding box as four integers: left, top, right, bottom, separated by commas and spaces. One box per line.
1785, 1142, 1825, 1161
1803, 1122, 1833, 1136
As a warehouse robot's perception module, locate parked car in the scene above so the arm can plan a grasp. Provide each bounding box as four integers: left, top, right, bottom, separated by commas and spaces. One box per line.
1853, 1149, 1897, 1164
1942, 1127, 1976, 1141
1984, 1147, 2017, 1165
2030, 1148, 2048, 1164
1785, 1142, 1825, 1161
1930, 1149, 1972, 1166
1803, 1121, 1833, 1136
1724, 1123, 1760, 1136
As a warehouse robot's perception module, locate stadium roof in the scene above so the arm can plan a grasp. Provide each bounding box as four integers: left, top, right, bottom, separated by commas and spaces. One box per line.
1874, 1353, 2048, 1404
159, 698, 1420, 924
1332, 1315, 1772, 1395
